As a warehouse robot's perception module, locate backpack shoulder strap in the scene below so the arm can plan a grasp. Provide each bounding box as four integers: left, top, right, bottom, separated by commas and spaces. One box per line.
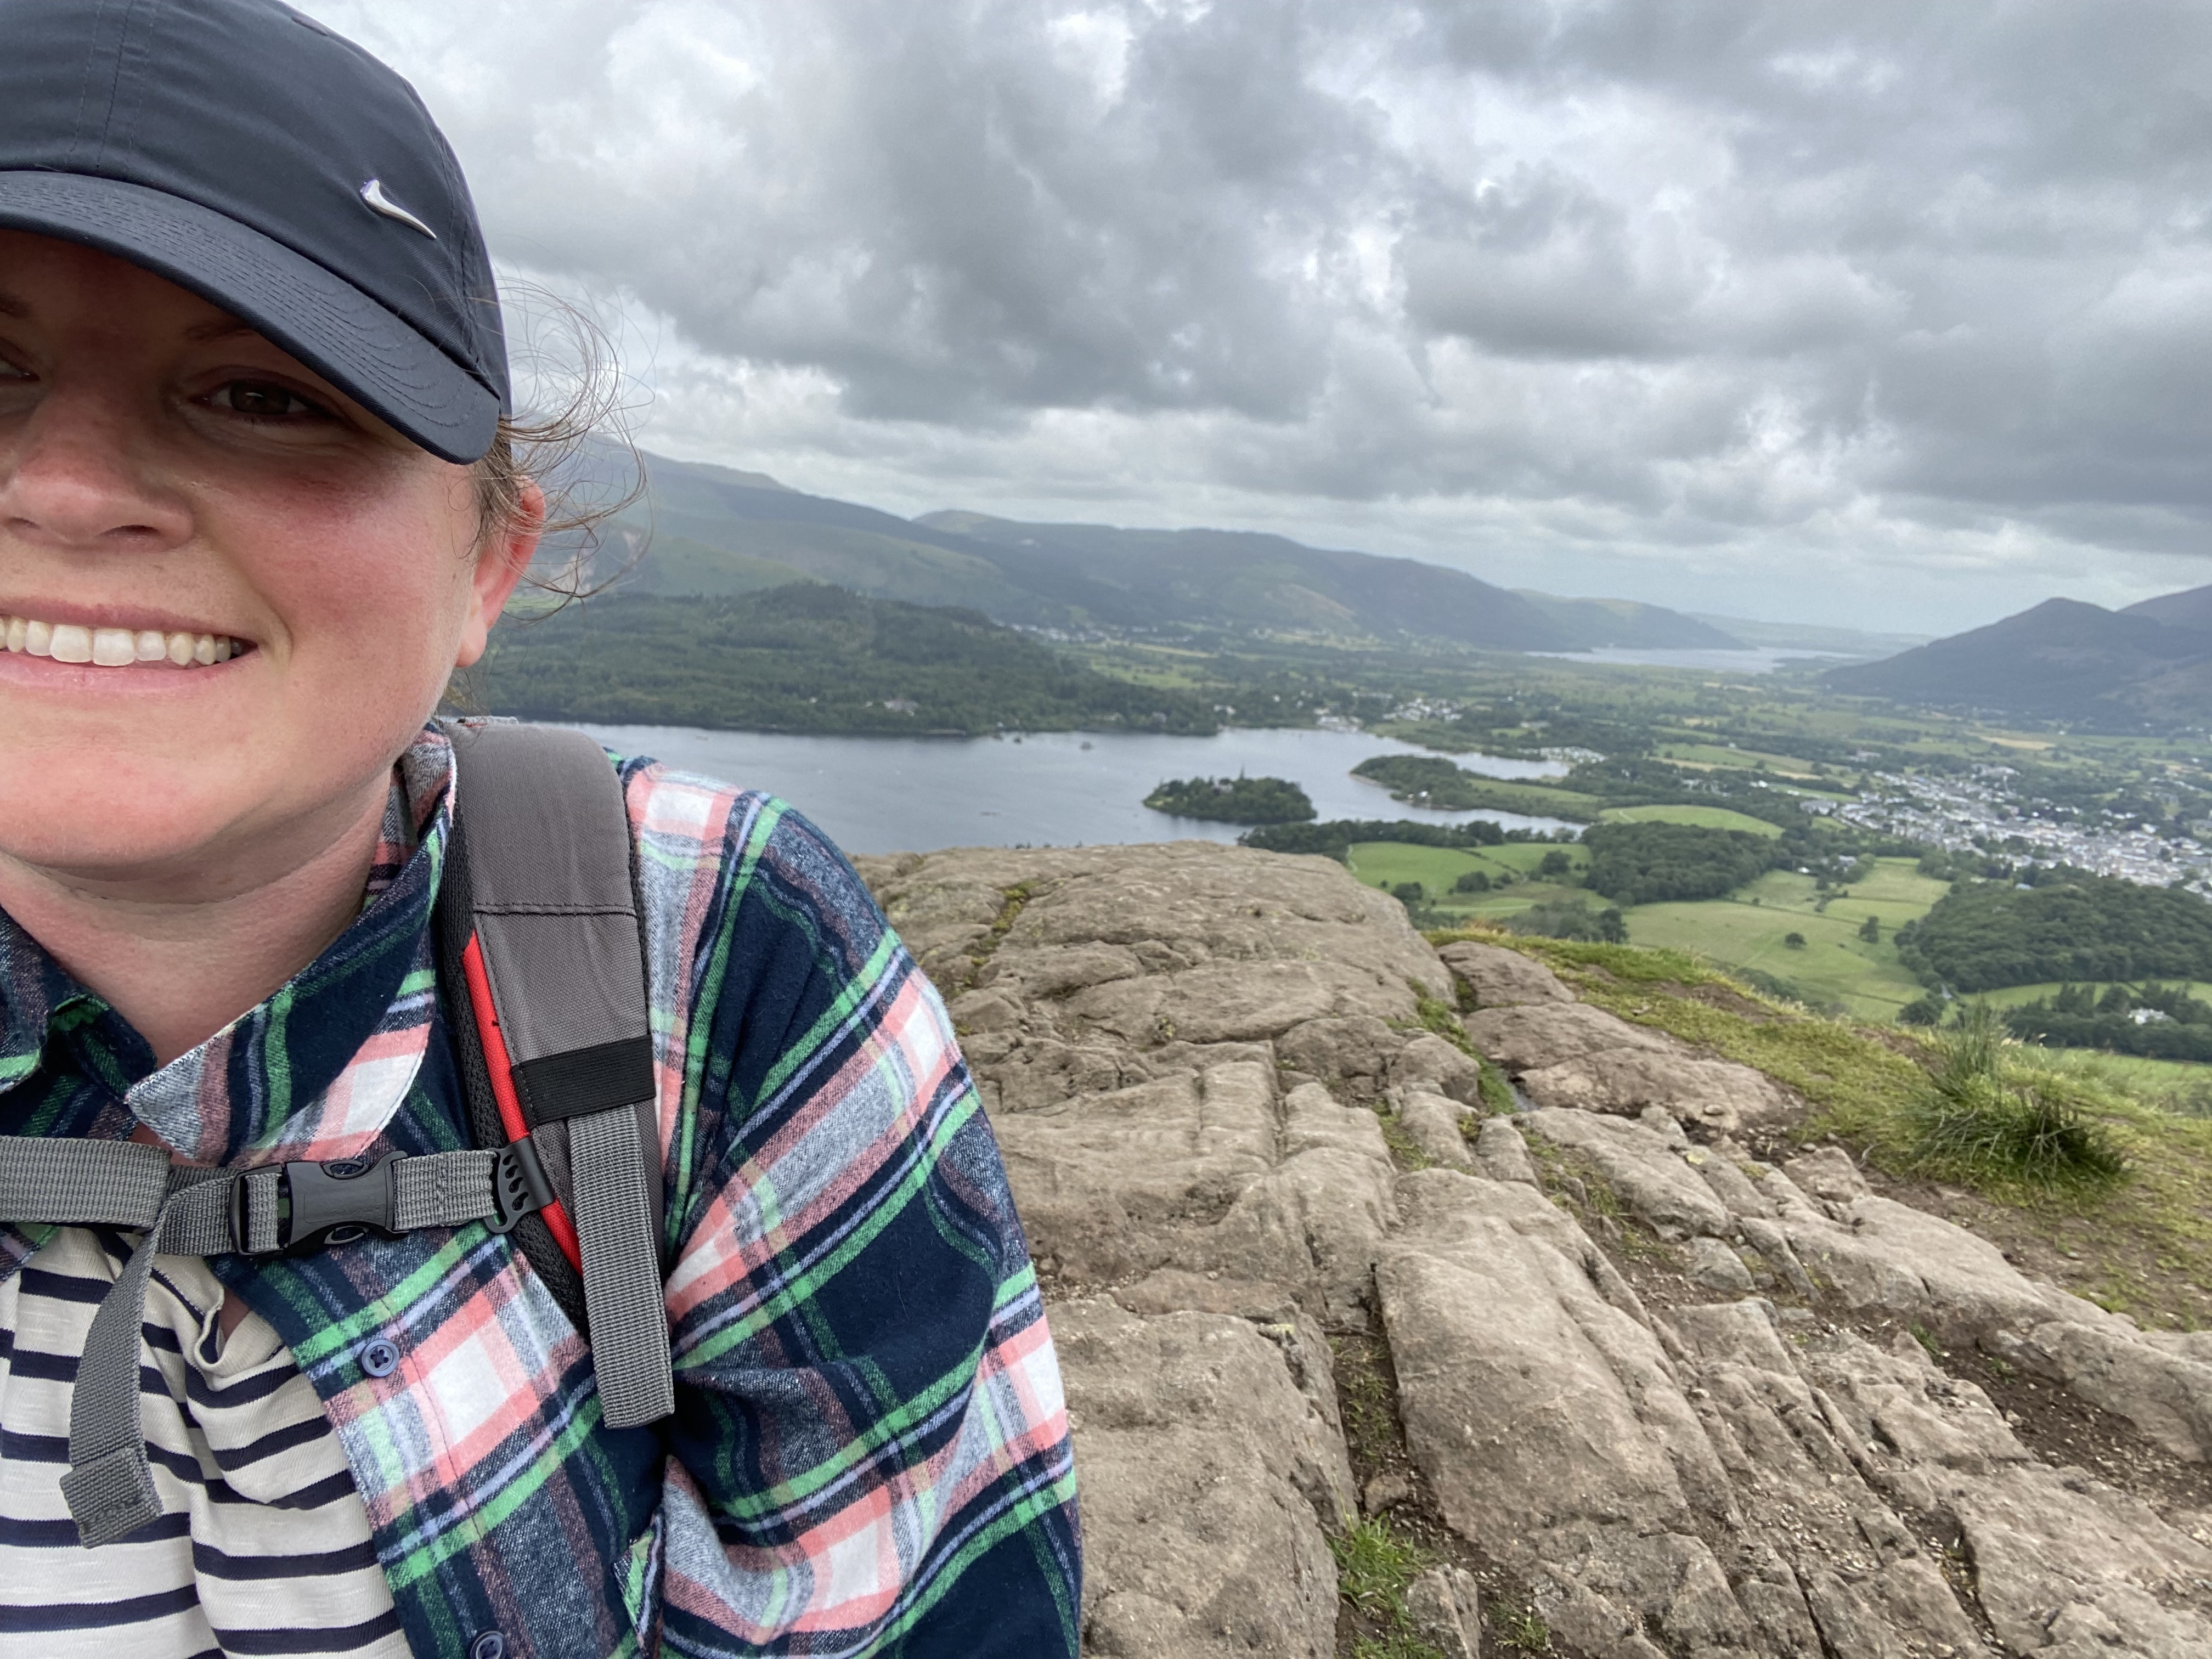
433, 719, 674, 1429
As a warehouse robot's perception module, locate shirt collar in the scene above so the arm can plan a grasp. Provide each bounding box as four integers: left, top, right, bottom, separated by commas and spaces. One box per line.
0, 724, 458, 1165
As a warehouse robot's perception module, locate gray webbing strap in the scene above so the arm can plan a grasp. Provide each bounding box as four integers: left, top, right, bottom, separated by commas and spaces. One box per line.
568, 1106, 675, 1425
444, 721, 673, 1431
0, 1135, 534, 1547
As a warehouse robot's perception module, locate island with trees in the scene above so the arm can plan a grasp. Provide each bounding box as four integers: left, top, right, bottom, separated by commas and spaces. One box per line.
1143, 775, 1315, 823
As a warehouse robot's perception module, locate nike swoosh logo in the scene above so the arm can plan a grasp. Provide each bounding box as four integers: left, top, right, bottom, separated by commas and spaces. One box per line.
359, 178, 438, 240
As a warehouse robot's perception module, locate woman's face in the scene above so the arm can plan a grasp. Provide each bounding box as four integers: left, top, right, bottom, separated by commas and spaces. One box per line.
0, 232, 534, 891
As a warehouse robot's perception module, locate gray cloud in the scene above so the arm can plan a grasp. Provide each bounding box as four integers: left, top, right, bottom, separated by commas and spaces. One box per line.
301, 0, 2212, 631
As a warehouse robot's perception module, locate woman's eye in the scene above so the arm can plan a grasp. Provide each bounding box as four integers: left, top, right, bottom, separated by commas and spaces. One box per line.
208, 379, 329, 421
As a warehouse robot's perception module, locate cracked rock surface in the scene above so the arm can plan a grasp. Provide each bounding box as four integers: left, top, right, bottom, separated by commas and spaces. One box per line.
858, 842, 2212, 1658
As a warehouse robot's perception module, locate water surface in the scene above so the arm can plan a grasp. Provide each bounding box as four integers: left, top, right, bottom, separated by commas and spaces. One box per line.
564, 723, 1578, 854
1528, 646, 1852, 674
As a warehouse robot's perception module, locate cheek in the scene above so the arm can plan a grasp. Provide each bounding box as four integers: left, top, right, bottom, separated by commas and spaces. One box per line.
215, 467, 479, 676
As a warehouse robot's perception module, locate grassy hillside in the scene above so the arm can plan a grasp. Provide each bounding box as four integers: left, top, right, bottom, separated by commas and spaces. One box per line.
1440, 928, 2212, 1330
467, 584, 1218, 736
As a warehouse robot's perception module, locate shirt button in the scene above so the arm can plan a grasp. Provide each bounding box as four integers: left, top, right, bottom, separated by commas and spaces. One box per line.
468, 1633, 506, 1659
359, 1337, 401, 1378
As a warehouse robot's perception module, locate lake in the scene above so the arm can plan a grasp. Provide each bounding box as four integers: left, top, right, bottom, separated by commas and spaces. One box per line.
1528, 646, 1852, 673
562, 723, 1578, 854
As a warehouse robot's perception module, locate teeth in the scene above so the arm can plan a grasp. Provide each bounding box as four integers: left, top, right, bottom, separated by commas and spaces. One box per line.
0, 614, 246, 669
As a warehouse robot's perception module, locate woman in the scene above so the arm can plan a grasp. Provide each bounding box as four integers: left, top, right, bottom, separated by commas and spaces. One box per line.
0, 2, 1080, 1655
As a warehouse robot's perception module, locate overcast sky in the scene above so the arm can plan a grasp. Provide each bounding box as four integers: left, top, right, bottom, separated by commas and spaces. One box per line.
302, 0, 2212, 635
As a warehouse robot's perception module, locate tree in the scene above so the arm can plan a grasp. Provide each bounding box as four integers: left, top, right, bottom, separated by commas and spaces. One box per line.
1582, 822, 1781, 907
1858, 913, 1881, 943
1538, 849, 1576, 880
1504, 899, 1625, 944
1452, 868, 1492, 893
1898, 995, 1945, 1026
1390, 882, 1425, 906
1784, 932, 1808, 949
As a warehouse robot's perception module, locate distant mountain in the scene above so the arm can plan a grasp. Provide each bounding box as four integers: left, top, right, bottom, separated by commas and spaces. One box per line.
1687, 614, 1931, 659
1514, 591, 1742, 650
916, 509, 1570, 648
2121, 582, 2212, 634
1823, 595, 2212, 726
558, 447, 1743, 653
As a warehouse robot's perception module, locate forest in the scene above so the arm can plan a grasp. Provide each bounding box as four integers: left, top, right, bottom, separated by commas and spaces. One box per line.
1897, 875, 2212, 991
1581, 821, 1785, 906
466, 585, 1220, 737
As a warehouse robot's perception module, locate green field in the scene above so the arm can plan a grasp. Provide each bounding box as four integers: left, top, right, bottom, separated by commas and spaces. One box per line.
1970, 981, 2212, 1009
1618, 858, 1949, 1018
2048, 1051, 2212, 1096
1654, 741, 1821, 776
1595, 804, 1784, 837
1344, 841, 1590, 922
1344, 847, 1947, 1006
1346, 840, 1585, 888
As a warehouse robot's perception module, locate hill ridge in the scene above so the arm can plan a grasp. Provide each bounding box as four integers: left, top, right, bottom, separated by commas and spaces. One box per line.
592, 447, 1748, 652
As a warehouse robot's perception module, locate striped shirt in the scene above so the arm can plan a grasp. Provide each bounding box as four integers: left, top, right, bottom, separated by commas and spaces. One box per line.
0, 1231, 406, 1655
0, 723, 1081, 1658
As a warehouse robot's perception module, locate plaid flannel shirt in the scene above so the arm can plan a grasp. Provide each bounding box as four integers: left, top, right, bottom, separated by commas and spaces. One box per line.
0, 725, 1081, 1657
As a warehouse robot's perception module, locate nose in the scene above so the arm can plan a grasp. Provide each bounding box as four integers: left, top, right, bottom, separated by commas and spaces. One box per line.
0, 376, 193, 556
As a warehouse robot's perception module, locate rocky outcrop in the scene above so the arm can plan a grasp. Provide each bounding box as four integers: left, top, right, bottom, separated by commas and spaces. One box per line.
857, 841, 2212, 1658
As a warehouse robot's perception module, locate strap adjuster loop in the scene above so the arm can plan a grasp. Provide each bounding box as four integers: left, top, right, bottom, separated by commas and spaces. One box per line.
486, 1138, 553, 1235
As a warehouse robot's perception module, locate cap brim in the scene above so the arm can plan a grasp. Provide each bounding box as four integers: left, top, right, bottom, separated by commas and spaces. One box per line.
0, 170, 500, 464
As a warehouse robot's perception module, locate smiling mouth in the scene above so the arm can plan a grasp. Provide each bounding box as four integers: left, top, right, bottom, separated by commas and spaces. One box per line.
2, 613, 251, 669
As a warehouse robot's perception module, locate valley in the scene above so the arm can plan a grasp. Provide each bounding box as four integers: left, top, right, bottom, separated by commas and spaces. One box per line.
483, 448, 2212, 1071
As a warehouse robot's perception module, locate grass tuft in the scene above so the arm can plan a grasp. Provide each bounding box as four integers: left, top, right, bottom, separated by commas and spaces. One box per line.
1331, 1516, 1430, 1622
1489, 1600, 1552, 1652
1331, 1517, 1449, 1657
1902, 1007, 2130, 1194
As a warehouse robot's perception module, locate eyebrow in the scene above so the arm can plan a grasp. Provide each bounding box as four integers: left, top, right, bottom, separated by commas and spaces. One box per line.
0, 287, 253, 340
183, 317, 258, 342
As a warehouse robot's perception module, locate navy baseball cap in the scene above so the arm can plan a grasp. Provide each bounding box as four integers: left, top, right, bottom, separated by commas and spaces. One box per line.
0, 0, 507, 463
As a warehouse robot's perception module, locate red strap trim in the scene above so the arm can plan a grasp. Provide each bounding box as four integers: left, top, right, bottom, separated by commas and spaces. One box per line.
460, 933, 584, 1271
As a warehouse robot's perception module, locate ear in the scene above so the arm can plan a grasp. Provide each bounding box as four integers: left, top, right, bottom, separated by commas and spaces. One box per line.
453, 475, 545, 668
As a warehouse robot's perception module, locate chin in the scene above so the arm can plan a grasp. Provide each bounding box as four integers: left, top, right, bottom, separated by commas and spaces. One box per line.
0, 781, 251, 880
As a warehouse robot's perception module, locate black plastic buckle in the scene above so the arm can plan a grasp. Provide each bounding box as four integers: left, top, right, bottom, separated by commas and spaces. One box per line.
281, 1154, 402, 1251
485, 1138, 554, 1235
